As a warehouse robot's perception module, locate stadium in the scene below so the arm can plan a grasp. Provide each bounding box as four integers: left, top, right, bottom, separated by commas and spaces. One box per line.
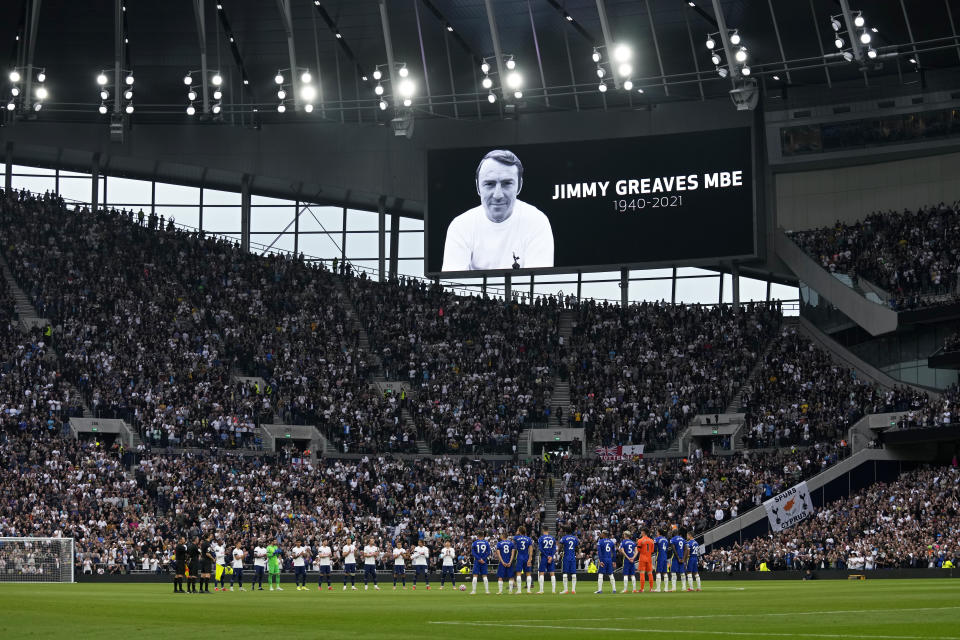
1, 0, 960, 638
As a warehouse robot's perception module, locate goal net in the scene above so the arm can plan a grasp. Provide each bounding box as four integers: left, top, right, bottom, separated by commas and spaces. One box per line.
0, 538, 74, 583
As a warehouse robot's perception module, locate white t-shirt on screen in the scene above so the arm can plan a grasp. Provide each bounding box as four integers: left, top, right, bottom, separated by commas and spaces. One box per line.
441, 200, 554, 272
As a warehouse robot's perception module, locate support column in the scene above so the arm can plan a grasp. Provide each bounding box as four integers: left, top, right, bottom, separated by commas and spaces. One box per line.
91, 153, 101, 212
529, 274, 535, 302
340, 206, 347, 268
620, 268, 628, 307
482, 276, 487, 297
504, 274, 512, 301
197, 185, 203, 231
731, 264, 740, 312
377, 197, 386, 282
294, 200, 300, 257
766, 276, 772, 302
671, 267, 677, 304
576, 272, 582, 303
388, 210, 399, 279
4, 143, 13, 192
718, 271, 724, 305
240, 175, 251, 252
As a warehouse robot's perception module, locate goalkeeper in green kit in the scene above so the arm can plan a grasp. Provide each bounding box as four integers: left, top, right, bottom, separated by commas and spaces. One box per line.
267, 542, 283, 591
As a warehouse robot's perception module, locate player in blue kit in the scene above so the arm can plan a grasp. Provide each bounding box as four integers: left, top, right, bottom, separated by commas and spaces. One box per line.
559, 526, 579, 594
537, 527, 557, 594
619, 532, 639, 593
685, 531, 702, 591
471, 535, 492, 594
595, 530, 617, 594
669, 528, 687, 592
653, 528, 670, 592
512, 526, 534, 595
495, 536, 517, 594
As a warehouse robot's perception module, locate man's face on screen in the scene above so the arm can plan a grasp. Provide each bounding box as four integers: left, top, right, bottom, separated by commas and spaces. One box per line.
477, 159, 519, 223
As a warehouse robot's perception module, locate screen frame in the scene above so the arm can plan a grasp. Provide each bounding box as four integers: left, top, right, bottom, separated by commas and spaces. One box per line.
424, 125, 759, 279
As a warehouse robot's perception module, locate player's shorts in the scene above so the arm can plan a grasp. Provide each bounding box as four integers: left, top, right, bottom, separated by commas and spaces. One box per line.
295, 565, 306, 575
496, 564, 515, 579
393, 565, 405, 575
538, 558, 555, 573
414, 565, 427, 574
637, 559, 653, 573
441, 565, 454, 574
686, 557, 699, 573
344, 563, 356, 574
364, 564, 377, 577
598, 560, 615, 576
515, 556, 530, 573
472, 561, 488, 575
622, 560, 636, 576
319, 565, 331, 575
189, 562, 201, 576
562, 560, 577, 575
268, 564, 280, 575
232, 568, 243, 579
670, 559, 684, 574
255, 565, 265, 575
656, 560, 668, 574
175, 562, 186, 575
201, 561, 213, 574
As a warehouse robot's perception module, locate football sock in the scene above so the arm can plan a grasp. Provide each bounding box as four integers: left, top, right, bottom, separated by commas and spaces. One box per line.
632, 576, 637, 591
696, 575, 701, 589
483, 576, 489, 593
551, 575, 556, 593
471, 576, 477, 593
608, 574, 617, 590
571, 575, 577, 591
538, 575, 545, 592
597, 575, 603, 591
671, 574, 677, 591
562, 575, 568, 591
623, 577, 629, 592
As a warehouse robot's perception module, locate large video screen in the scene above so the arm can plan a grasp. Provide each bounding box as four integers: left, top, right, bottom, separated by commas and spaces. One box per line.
425, 127, 755, 276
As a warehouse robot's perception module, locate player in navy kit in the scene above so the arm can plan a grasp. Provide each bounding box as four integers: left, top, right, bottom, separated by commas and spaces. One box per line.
669, 528, 687, 592
653, 529, 670, 592
471, 535, 492, 594
619, 532, 639, 593
685, 531, 702, 591
595, 531, 617, 594
495, 536, 517, 594
537, 527, 557, 594
559, 526, 579, 594
512, 526, 534, 595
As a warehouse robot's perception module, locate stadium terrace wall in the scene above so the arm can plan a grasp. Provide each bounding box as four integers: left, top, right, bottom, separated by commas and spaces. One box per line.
775, 149, 960, 232
75, 569, 957, 584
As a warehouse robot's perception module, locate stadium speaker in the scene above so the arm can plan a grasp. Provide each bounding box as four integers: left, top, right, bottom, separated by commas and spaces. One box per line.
390, 112, 414, 139
109, 114, 125, 143
729, 79, 759, 111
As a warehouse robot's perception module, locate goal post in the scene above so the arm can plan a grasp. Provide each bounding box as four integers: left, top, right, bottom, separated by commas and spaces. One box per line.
0, 537, 74, 583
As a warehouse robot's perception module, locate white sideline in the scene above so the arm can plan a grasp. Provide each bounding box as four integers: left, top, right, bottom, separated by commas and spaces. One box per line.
427, 621, 960, 640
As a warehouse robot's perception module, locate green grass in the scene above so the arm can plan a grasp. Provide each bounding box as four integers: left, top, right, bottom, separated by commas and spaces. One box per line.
3, 579, 959, 639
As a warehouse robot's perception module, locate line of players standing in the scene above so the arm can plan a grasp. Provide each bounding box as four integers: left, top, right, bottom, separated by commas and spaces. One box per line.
468, 525, 701, 595
167, 525, 702, 595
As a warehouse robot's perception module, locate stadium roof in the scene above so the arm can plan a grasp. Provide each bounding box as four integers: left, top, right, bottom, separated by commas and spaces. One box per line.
3, 0, 958, 123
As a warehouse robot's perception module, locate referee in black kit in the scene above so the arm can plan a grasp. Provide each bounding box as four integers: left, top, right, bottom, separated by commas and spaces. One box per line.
173, 536, 187, 593
187, 536, 201, 593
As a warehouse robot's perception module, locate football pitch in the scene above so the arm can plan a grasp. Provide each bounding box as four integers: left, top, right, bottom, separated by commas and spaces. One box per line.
4, 579, 959, 639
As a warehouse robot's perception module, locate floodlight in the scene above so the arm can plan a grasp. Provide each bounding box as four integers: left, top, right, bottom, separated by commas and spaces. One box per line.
735, 47, 747, 63
300, 84, 316, 102
125, 103, 134, 114
97, 73, 108, 85
729, 32, 741, 45
301, 71, 312, 83
706, 37, 715, 50
398, 65, 409, 78
487, 92, 496, 103
598, 82, 607, 92
505, 71, 522, 89
505, 58, 516, 70
275, 74, 284, 85
35, 86, 48, 100
373, 69, 382, 80
613, 44, 631, 63
9, 70, 20, 83
482, 76, 493, 89
617, 63, 632, 78
277, 103, 286, 112
854, 14, 865, 28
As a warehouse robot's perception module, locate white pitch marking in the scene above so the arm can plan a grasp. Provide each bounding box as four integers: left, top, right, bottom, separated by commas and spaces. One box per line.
427, 621, 960, 640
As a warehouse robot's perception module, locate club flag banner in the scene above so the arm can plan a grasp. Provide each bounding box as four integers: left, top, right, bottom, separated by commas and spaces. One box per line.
595, 444, 645, 461
764, 481, 815, 532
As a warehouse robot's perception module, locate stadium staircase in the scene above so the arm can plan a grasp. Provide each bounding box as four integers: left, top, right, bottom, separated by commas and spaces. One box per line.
724, 328, 782, 414
775, 229, 897, 336
550, 310, 574, 426
542, 473, 560, 534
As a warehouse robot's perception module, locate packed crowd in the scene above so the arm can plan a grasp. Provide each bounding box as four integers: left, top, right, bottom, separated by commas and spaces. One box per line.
737, 326, 938, 447
553, 442, 849, 550
561, 302, 780, 449
351, 275, 561, 455
709, 465, 960, 571
0, 424, 551, 574
790, 202, 960, 310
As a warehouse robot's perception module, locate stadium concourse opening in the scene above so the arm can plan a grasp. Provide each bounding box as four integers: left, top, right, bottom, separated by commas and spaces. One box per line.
2, 0, 960, 636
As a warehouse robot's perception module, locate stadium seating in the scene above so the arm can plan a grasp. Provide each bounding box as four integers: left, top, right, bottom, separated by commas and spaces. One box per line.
708, 465, 959, 570
789, 201, 960, 311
